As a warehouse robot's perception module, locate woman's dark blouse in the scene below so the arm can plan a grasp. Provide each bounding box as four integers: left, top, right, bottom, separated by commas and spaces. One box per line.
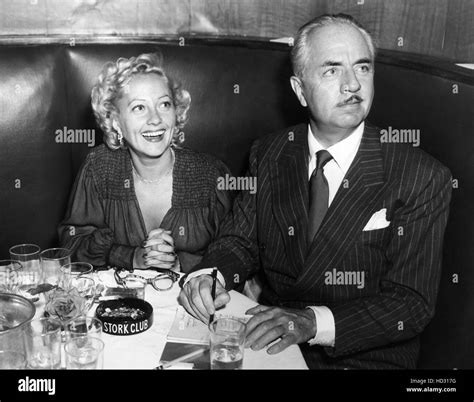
58, 145, 233, 273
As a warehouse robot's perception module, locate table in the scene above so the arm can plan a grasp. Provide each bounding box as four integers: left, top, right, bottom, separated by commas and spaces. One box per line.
36, 269, 308, 369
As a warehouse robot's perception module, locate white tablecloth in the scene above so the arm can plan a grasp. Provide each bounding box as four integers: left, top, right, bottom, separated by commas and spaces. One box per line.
36, 269, 308, 370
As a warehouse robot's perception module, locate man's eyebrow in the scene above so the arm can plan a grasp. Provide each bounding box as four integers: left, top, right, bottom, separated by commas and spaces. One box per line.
320, 60, 342, 68
354, 58, 373, 65
320, 58, 373, 68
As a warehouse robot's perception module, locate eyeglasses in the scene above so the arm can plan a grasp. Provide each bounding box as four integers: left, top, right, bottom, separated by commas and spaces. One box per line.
114, 267, 179, 292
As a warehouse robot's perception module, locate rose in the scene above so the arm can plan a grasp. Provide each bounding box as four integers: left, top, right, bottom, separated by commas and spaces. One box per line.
45, 287, 85, 322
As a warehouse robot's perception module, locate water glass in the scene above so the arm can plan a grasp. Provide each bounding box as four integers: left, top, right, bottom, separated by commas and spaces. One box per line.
209, 317, 246, 370
70, 276, 96, 313
65, 317, 102, 341
0, 260, 22, 294
25, 318, 62, 369
65, 336, 104, 369
60, 262, 93, 288
0, 350, 27, 369
40, 248, 71, 288
9, 244, 42, 301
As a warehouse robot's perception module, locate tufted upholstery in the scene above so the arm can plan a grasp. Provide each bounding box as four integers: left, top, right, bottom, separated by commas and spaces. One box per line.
0, 40, 472, 368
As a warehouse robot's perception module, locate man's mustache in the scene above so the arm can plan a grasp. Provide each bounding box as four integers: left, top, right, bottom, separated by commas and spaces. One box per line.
337, 95, 363, 106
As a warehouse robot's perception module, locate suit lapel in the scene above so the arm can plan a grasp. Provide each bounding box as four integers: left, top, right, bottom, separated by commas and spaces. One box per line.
270, 125, 309, 274
287, 123, 392, 296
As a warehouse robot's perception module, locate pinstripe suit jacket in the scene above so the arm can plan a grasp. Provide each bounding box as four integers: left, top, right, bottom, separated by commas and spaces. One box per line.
192, 122, 452, 369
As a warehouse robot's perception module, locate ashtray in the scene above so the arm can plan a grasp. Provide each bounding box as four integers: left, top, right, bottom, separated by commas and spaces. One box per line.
95, 298, 153, 336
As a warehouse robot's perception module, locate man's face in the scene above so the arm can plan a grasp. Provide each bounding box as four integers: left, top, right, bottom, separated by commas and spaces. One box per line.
291, 24, 374, 133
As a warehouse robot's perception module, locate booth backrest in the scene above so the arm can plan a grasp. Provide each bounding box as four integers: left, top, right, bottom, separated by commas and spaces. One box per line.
0, 40, 473, 368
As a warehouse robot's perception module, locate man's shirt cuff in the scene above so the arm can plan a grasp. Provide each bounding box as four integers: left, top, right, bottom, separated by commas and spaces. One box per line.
306, 306, 335, 347
183, 268, 226, 288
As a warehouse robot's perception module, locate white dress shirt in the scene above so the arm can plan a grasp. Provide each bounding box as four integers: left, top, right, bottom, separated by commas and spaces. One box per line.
306, 122, 364, 347
185, 122, 365, 348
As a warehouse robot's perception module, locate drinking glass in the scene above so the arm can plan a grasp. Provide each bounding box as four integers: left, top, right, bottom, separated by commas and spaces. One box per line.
9, 244, 42, 302
25, 318, 62, 369
0, 260, 22, 294
65, 336, 104, 369
209, 317, 246, 370
0, 350, 27, 369
70, 276, 96, 313
65, 317, 102, 341
60, 262, 93, 289
40, 248, 71, 288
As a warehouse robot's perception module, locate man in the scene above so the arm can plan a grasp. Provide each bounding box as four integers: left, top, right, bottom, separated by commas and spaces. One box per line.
178, 14, 452, 369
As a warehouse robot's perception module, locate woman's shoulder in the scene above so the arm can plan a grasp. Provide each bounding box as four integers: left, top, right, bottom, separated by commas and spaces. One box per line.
174, 147, 230, 179
82, 144, 129, 173
80, 144, 131, 198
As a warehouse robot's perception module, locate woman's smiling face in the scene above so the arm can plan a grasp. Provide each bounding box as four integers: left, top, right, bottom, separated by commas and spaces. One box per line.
113, 73, 176, 159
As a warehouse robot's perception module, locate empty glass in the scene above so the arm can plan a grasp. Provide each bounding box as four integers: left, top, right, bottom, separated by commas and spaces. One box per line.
9, 244, 42, 302
65, 317, 102, 341
60, 262, 93, 289
70, 276, 96, 313
40, 248, 71, 288
0, 260, 22, 294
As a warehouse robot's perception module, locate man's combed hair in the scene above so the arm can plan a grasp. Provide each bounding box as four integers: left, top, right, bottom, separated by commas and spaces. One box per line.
91, 52, 191, 150
291, 13, 376, 78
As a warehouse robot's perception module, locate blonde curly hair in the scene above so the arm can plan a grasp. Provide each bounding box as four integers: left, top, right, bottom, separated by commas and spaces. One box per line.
91, 52, 191, 150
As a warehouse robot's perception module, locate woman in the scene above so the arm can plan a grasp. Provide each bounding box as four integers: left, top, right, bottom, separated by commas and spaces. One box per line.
58, 53, 232, 273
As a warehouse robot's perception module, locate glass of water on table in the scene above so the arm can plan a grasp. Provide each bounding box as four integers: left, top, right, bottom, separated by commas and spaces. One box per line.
65, 336, 104, 369
9, 244, 42, 302
25, 318, 62, 369
209, 317, 246, 370
40, 248, 71, 291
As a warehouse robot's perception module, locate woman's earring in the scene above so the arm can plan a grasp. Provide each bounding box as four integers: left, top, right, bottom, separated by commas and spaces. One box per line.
112, 120, 124, 147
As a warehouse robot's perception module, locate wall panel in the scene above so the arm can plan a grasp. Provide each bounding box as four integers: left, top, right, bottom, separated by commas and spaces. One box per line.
0, 0, 472, 61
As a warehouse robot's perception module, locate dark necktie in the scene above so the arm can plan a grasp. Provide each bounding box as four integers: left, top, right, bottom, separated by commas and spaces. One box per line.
308, 150, 333, 243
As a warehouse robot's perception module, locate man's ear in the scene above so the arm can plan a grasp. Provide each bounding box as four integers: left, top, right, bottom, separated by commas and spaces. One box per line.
290, 75, 308, 108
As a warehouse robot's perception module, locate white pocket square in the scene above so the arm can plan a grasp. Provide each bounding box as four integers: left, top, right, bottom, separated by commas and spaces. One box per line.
363, 208, 391, 231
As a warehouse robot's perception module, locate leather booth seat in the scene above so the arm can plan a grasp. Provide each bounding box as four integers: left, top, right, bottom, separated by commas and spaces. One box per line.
0, 39, 472, 369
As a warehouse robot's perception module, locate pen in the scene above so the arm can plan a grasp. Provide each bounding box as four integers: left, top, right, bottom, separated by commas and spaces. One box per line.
155, 348, 207, 370
209, 267, 218, 324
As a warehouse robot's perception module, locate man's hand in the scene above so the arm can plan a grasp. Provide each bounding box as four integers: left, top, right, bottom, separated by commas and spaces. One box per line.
244, 305, 317, 354
178, 274, 230, 323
